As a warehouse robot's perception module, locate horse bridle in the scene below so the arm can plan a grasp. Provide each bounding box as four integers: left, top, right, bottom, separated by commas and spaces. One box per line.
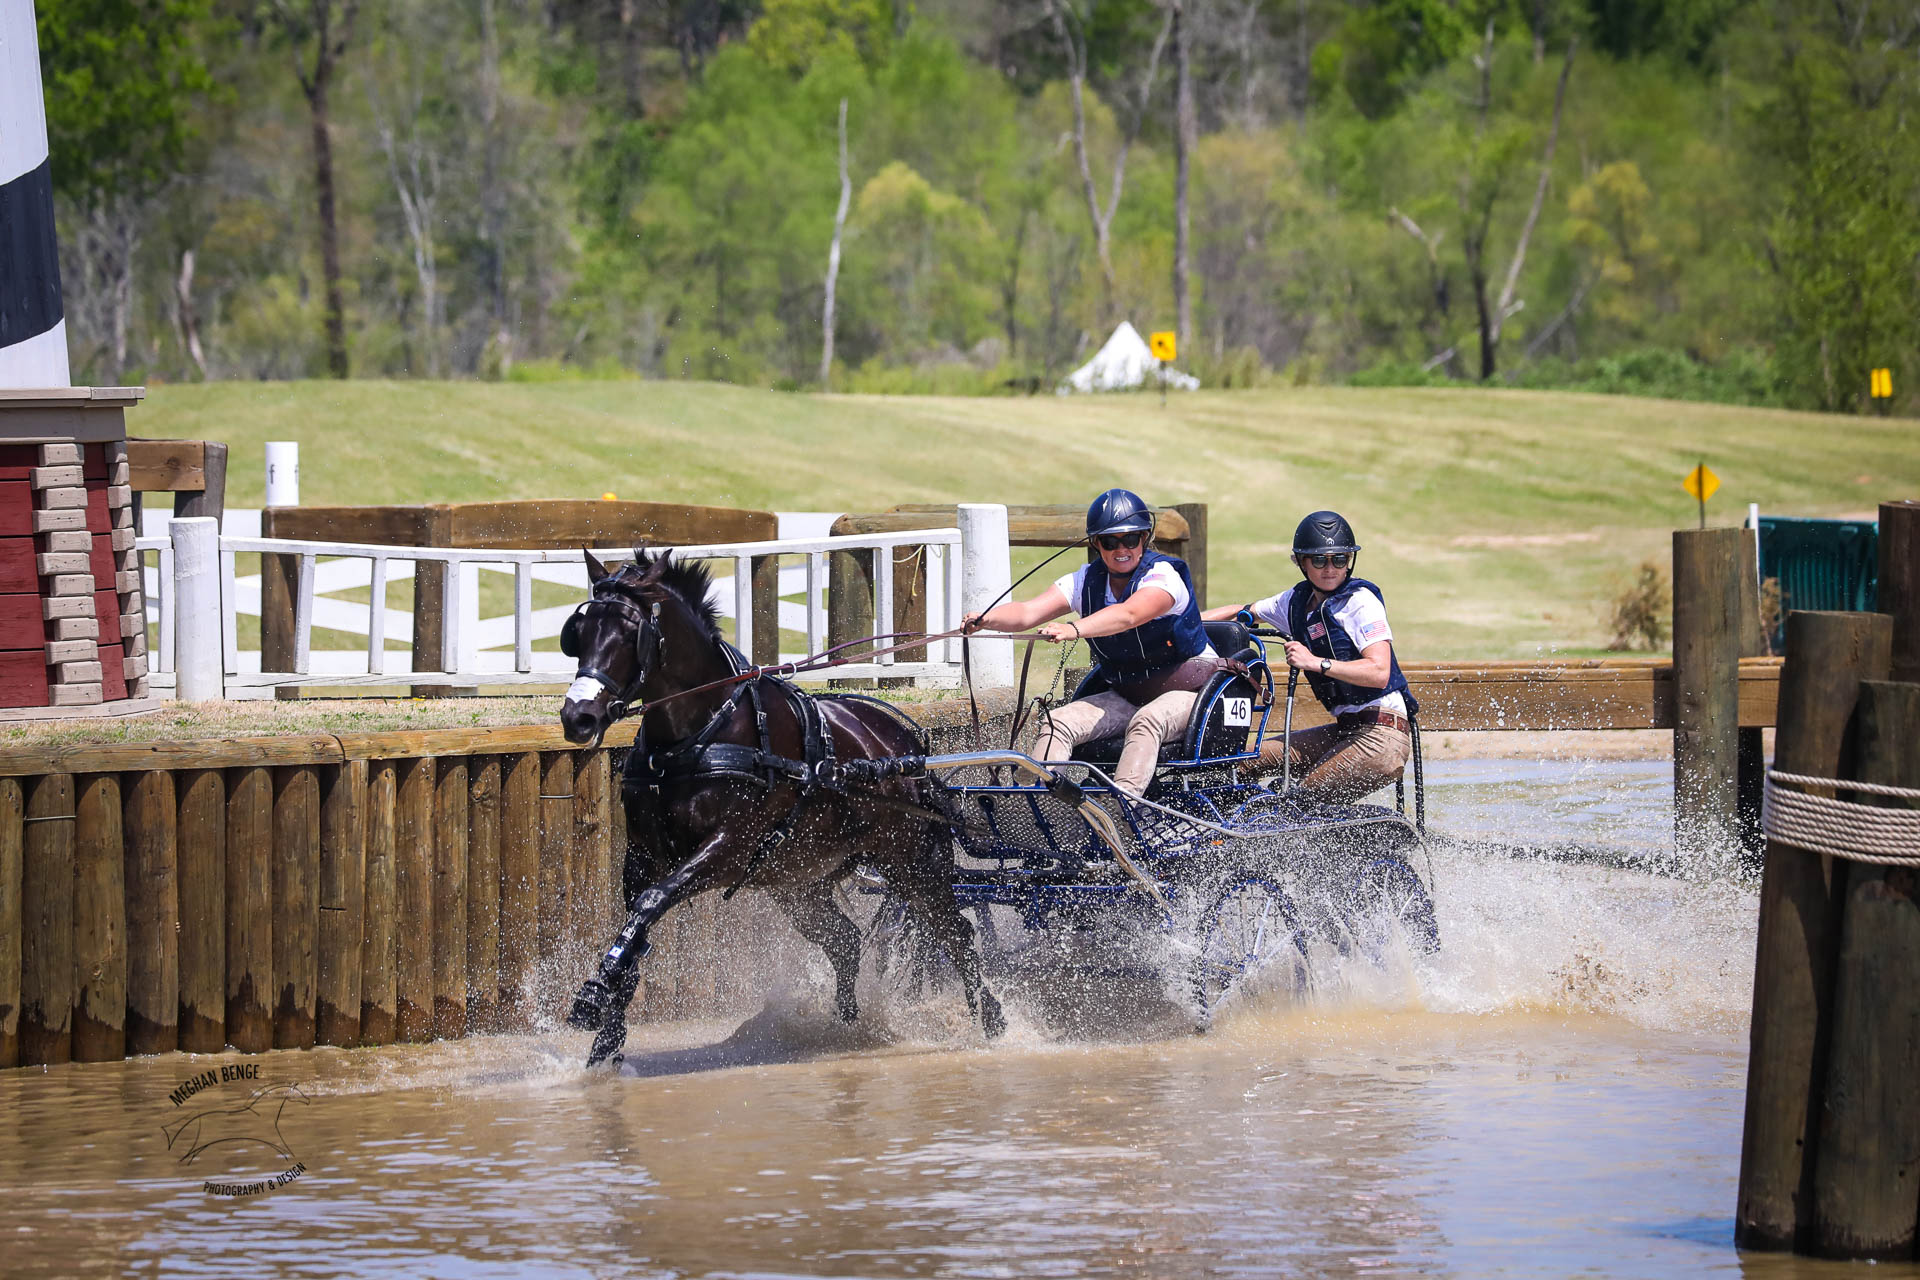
564, 587, 663, 723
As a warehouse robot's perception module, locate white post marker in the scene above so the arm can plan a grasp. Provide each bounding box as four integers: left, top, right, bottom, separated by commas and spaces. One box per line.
0, 0, 71, 388
958, 503, 1015, 688
170, 517, 224, 701
264, 441, 300, 507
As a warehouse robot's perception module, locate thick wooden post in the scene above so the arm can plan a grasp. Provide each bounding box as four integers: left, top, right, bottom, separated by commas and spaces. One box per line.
1737, 611, 1894, 1251
394, 757, 435, 1042
432, 758, 469, 1040
1673, 528, 1743, 856
317, 760, 365, 1047
751, 554, 780, 666
574, 750, 613, 949
176, 768, 225, 1053
1172, 502, 1208, 607
123, 770, 179, 1056
359, 760, 398, 1045
539, 752, 574, 977
827, 547, 875, 689
1882, 501, 1920, 684
887, 542, 929, 667
224, 765, 273, 1053
498, 751, 540, 1028
466, 756, 501, 1030
173, 440, 227, 524
72, 774, 125, 1063
20, 773, 74, 1065
0, 777, 19, 1068
260, 551, 298, 695
1809, 681, 1920, 1258
272, 765, 320, 1049
1737, 527, 1768, 863
412, 506, 456, 697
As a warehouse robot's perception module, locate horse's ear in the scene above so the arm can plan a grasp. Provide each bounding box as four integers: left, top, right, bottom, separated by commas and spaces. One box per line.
635, 548, 671, 587
584, 547, 609, 585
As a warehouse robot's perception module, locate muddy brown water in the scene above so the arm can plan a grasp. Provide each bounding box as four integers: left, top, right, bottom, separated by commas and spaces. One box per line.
3, 760, 1914, 1278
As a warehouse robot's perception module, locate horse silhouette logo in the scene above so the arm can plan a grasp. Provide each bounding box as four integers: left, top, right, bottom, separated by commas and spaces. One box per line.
162, 1083, 310, 1167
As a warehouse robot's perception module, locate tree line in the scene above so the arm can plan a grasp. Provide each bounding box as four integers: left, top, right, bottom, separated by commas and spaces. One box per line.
35, 0, 1919, 412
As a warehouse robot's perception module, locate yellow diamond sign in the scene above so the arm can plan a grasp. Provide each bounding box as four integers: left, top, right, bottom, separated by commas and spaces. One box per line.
1148, 331, 1177, 361
1683, 463, 1719, 503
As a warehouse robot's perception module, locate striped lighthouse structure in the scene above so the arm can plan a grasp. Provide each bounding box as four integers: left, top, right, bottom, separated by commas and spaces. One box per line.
0, 0, 69, 385
1, 2, 152, 711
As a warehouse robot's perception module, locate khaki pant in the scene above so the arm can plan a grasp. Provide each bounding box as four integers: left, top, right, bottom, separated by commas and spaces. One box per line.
1253, 721, 1410, 803
1035, 689, 1200, 795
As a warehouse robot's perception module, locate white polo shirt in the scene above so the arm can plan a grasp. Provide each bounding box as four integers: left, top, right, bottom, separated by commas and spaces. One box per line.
1249, 584, 1405, 718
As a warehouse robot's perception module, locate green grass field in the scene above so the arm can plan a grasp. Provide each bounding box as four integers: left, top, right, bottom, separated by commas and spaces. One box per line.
136, 381, 1917, 660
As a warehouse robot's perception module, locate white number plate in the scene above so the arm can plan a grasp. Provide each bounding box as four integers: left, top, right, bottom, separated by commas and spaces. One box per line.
1223, 696, 1252, 727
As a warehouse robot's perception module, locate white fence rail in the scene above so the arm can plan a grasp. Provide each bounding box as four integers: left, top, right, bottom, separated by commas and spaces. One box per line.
138, 524, 981, 699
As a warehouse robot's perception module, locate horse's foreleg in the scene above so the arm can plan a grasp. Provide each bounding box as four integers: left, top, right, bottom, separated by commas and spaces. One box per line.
770, 882, 863, 1023
570, 833, 728, 1067
897, 843, 1006, 1040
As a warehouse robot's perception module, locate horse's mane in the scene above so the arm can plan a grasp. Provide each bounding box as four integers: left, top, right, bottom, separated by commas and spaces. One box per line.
620, 550, 725, 645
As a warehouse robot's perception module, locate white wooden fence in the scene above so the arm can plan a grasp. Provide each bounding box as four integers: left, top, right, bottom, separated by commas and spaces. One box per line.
139, 518, 1004, 699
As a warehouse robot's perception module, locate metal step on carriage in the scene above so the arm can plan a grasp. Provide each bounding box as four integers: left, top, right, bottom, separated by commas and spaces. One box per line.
876, 618, 1441, 1026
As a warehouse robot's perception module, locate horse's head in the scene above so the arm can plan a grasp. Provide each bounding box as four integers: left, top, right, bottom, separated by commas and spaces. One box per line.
559, 548, 668, 747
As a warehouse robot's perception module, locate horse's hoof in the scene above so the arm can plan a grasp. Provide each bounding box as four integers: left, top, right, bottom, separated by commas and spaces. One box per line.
567, 978, 612, 1031
981, 993, 1007, 1040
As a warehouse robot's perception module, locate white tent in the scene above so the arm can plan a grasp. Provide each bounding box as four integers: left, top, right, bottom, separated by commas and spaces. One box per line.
1058, 322, 1199, 394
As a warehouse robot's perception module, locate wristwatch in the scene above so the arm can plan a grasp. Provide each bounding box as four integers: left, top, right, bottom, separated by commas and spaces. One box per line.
1318, 658, 1332, 674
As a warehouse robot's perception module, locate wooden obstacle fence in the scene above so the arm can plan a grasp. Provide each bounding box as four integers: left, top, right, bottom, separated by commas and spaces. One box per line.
0, 722, 793, 1069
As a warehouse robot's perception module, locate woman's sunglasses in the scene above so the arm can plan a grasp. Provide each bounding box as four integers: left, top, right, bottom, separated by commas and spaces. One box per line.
1095, 532, 1148, 551
1302, 552, 1352, 569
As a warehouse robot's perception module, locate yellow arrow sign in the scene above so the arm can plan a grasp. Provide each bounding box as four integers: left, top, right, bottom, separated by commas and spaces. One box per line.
1148, 331, 1177, 361
1683, 463, 1719, 503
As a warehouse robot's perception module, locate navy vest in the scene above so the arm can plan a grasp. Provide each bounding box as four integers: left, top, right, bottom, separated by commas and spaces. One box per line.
1080, 550, 1209, 683
1284, 576, 1418, 716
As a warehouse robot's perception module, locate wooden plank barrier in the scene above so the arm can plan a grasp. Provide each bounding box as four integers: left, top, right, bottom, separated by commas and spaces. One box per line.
466, 756, 501, 1030
360, 760, 398, 1045
0, 776, 21, 1067
395, 757, 435, 1042
272, 765, 320, 1049
317, 759, 364, 1047
123, 770, 177, 1056
225, 765, 273, 1054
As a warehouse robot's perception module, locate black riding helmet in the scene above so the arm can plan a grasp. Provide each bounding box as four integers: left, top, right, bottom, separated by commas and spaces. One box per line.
1086, 488, 1154, 539
1293, 510, 1361, 581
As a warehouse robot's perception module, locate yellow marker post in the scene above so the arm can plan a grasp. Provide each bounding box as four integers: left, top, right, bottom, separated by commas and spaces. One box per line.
1870, 368, 1893, 401
1149, 331, 1176, 408
1683, 462, 1719, 529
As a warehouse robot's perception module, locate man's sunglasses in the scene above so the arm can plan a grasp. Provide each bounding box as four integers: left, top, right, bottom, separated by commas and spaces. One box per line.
1302, 552, 1352, 569
1095, 531, 1148, 551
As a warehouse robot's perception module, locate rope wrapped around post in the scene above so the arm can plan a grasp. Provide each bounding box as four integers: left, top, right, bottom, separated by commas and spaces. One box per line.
1761, 770, 1920, 866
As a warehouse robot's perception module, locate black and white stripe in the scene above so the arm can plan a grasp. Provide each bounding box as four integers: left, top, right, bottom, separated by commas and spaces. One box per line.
0, 0, 70, 387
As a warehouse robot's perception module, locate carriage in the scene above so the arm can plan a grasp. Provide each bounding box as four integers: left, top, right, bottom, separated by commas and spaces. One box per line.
869, 617, 1439, 1026
557, 552, 1440, 1065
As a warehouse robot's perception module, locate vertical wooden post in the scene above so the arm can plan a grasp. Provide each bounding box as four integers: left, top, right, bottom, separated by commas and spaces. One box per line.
1737, 526, 1767, 863
271, 765, 320, 1049
573, 750, 613, 952
260, 551, 298, 694
751, 554, 780, 666
466, 756, 501, 1030
1881, 501, 1920, 684
498, 751, 539, 1028
1809, 680, 1920, 1258
176, 768, 225, 1053
123, 770, 179, 1056
360, 760, 398, 1045
1673, 528, 1743, 855
433, 757, 469, 1040
224, 765, 273, 1053
412, 506, 456, 697
0, 777, 19, 1068
827, 547, 875, 689
72, 774, 126, 1063
174, 440, 227, 525
394, 757, 435, 1042
539, 752, 575, 978
1737, 611, 1893, 1251
317, 759, 365, 1048
20, 773, 74, 1065
885, 542, 929, 667
1172, 502, 1208, 608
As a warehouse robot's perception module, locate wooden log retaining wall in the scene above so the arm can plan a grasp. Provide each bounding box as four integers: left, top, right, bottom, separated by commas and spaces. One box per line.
0, 722, 792, 1070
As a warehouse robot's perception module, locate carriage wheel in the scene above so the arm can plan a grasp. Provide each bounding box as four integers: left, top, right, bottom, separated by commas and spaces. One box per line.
1190, 877, 1308, 1026
1345, 854, 1441, 956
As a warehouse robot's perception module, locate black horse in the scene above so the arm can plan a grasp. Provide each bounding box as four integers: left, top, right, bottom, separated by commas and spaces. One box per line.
557, 548, 1005, 1065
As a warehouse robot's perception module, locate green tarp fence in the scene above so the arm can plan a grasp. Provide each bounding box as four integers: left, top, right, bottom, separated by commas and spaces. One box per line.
1755, 515, 1878, 651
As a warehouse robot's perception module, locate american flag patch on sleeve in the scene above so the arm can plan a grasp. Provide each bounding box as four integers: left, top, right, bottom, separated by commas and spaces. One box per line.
1359, 620, 1388, 640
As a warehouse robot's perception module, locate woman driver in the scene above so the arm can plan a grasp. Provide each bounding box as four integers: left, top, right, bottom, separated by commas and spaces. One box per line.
962, 488, 1218, 796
